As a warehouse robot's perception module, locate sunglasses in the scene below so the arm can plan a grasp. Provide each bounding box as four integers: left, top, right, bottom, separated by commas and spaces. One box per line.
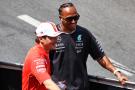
61, 14, 80, 22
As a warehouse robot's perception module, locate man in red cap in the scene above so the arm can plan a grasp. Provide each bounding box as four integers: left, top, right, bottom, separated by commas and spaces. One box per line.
22, 22, 62, 90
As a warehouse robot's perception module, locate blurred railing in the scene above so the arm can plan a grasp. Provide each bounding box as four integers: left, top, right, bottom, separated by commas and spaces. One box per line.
0, 61, 135, 90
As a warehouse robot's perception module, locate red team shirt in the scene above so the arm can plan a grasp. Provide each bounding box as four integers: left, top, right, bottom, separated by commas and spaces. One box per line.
22, 44, 51, 90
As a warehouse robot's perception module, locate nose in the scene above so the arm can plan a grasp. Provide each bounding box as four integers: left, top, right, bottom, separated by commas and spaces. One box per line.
71, 19, 77, 23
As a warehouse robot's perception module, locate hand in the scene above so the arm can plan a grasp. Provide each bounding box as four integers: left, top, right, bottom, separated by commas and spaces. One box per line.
57, 81, 67, 90
115, 71, 128, 85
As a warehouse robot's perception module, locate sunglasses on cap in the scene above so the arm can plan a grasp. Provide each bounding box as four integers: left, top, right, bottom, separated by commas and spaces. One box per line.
61, 14, 80, 22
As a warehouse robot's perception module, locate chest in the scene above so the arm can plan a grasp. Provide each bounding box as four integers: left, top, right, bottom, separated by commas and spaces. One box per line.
55, 34, 88, 54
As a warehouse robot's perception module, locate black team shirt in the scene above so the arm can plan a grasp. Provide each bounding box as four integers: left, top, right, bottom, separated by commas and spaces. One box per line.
50, 24, 105, 90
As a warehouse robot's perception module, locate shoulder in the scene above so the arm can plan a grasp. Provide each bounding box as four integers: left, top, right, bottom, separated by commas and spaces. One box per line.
76, 25, 88, 31
76, 25, 95, 38
28, 44, 46, 58
76, 25, 92, 34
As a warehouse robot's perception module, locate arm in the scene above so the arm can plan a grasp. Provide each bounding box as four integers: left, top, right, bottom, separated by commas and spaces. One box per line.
31, 56, 61, 90
43, 79, 61, 90
98, 55, 128, 85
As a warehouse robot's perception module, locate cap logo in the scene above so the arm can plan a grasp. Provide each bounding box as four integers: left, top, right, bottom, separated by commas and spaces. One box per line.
57, 36, 62, 42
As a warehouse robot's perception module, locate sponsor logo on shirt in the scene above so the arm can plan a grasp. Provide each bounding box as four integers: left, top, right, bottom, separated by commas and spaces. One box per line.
55, 36, 65, 52
77, 35, 82, 42
76, 34, 83, 53
57, 36, 62, 42
33, 59, 47, 73
96, 40, 104, 53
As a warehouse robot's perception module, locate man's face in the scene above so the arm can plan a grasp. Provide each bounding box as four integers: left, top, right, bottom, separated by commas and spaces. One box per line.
40, 36, 57, 50
60, 6, 80, 31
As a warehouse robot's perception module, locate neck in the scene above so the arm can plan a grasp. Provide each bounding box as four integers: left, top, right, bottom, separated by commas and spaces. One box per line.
60, 24, 76, 34
39, 43, 49, 53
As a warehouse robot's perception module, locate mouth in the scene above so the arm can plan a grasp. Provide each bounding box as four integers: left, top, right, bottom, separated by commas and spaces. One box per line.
70, 23, 77, 27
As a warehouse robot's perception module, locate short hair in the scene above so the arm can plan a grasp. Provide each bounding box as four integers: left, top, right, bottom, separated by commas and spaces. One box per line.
35, 37, 40, 44
58, 3, 74, 15
35, 36, 47, 44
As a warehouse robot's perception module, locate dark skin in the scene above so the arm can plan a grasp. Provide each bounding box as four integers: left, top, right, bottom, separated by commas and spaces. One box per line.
59, 6, 78, 33
59, 5, 128, 85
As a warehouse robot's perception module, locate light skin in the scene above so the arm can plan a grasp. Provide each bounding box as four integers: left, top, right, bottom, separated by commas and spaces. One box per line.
38, 36, 60, 90
59, 5, 128, 85
43, 79, 60, 90
39, 36, 57, 53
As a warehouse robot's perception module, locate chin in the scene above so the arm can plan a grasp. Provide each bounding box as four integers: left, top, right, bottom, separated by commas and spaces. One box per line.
70, 27, 76, 31
71, 25, 77, 30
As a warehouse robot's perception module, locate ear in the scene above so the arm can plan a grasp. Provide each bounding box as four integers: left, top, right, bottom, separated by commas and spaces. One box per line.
39, 37, 46, 44
38, 37, 43, 41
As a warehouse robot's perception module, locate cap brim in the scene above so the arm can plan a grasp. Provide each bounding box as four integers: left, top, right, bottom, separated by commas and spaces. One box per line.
47, 31, 63, 37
